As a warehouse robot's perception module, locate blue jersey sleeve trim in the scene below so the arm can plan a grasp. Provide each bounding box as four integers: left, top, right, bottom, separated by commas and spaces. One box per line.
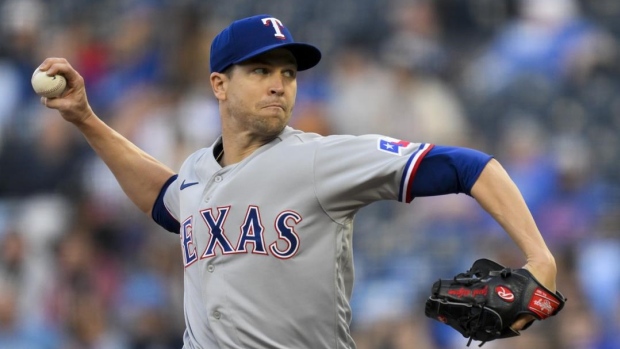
151, 174, 180, 234
409, 146, 493, 198
399, 143, 434, 202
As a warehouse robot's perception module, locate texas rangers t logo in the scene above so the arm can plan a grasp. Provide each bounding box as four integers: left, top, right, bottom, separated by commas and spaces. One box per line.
262, 17, 286, 39
378, 137, 411, 156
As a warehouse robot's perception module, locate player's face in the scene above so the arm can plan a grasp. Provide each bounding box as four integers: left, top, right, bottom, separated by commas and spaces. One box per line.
221, 49, 298, 138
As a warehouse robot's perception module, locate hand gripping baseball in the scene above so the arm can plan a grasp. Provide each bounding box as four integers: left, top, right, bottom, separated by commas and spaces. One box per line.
424, 259, 566, 347
36, 58, 95, 125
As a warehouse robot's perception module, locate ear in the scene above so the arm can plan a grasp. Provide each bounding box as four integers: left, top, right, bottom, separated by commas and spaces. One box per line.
210, 72, 228, 101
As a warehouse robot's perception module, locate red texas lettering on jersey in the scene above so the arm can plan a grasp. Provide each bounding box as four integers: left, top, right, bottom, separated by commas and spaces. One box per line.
180, 205, 301, 267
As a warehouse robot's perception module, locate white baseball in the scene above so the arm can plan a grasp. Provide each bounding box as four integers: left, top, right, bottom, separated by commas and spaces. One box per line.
31, 69, 67, 98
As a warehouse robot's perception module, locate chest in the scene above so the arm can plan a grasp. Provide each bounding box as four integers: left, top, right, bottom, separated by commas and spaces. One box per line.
176, 152, 326, 266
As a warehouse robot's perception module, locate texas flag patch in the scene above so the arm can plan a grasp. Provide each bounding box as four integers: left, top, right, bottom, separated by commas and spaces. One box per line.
378, 137, 412, 156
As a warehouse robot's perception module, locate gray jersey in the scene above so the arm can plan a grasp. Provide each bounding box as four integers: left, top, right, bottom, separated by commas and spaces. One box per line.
163, 126, 433, 349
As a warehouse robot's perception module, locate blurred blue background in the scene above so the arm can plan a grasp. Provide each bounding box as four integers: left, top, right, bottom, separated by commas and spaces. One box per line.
0, 0, 619, 348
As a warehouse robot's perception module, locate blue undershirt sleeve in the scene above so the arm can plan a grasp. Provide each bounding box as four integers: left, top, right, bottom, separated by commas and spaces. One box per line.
151, 174, 180, 234
410, 146, 493, 197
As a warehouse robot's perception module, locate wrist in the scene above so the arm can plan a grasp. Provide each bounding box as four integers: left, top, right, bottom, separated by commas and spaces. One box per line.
527, 249, 557, 270
524, 251, 557, 291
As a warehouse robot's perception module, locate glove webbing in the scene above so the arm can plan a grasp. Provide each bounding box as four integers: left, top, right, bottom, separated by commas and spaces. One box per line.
453, 269, 504, 347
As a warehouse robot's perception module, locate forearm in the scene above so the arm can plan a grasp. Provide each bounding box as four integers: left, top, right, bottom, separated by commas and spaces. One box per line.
470, 159, 556, 268
75, 113, 175, 215
37, 57, 175, 216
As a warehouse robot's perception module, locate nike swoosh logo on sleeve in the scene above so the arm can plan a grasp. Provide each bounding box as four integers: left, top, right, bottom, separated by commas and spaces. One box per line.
180, 180, 199, 190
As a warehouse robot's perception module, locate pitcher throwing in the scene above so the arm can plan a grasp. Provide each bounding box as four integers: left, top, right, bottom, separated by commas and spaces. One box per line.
38, 14, 560, 349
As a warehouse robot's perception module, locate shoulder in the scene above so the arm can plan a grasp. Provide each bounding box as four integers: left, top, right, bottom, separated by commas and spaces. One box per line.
182, 147, 211, 165
177, 147, 214, 177
278, 126, 323, 143
279, 126, 362, 145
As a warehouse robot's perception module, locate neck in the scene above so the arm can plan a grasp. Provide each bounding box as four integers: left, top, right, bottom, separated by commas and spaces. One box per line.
218, 125, 284, 166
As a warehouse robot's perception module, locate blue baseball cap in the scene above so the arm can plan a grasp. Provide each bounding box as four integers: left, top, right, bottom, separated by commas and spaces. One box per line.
210, 14, 322, 73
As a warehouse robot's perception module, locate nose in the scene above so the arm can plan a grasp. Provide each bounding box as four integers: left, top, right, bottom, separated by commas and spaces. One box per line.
269, 75, 285, 96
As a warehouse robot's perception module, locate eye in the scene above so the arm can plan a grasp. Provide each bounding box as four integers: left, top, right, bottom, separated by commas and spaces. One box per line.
283, 69, 296, 78
253, 67, 268, 75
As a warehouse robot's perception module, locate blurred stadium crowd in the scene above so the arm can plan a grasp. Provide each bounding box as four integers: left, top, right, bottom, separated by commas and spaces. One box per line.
0, 0, 619, 348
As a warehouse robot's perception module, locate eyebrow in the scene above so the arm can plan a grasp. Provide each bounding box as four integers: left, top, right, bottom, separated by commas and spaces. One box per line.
242, 53, 297, 67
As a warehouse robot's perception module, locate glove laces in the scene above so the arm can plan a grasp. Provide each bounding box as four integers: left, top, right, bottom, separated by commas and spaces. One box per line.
454, 268, 501, 347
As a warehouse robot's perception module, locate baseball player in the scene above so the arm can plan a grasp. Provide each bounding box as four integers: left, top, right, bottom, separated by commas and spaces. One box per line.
39, 14, 558, 349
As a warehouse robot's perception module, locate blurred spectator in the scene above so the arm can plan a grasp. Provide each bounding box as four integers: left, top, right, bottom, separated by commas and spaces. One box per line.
494, 116, 557, 216
575, 227, 620, 349
62, 292, 128, 349
0, 0, 46, 99
117, 234, 184, 348
326, 37, 394, 135
0, 57, 21, 146
0, 197, 71, 333
463, 0, 618, 97
377, 53, 471, 146
43, 227, 121, 332
375, 0, 472, 145
0, 108, 85, 198
81, 87, 181, 216
381, 0, 450, 78
90, 0, 167, 114
0, 281, 60, 349
536, 135, 608, 250
289, 74, 333, 135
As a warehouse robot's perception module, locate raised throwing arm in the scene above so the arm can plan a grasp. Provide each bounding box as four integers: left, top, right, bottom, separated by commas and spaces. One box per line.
37, 57, 175, 215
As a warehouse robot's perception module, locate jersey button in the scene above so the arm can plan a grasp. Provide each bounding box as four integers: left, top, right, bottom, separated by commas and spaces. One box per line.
213, 311, 221, 319
214, 176, 222, 183
207, 264, 215, 272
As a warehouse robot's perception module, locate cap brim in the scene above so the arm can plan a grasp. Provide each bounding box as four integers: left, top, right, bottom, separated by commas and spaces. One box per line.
232, 42, 321, 71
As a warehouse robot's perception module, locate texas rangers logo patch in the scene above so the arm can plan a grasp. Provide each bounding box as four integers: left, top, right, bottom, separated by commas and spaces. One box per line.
378, 137, 412, 156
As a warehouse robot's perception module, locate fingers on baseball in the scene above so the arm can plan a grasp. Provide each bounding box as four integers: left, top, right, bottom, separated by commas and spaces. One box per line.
38, 57, 80, 84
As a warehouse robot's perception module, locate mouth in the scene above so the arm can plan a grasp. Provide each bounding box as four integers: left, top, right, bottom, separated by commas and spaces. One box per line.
263, 104, 285, 110
261, 100, 287, 111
